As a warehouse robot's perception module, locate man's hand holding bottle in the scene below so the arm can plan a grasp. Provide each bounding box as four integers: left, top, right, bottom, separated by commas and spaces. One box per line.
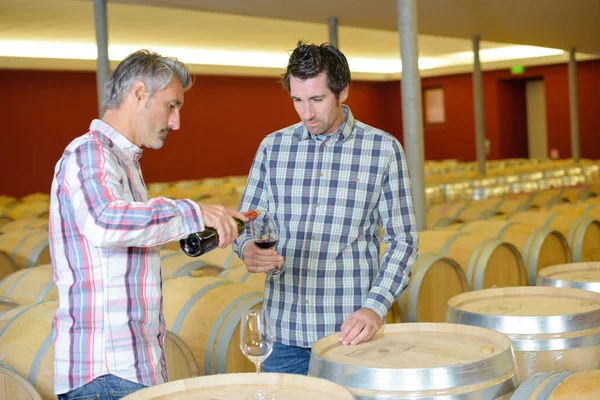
196, 203, 248, 248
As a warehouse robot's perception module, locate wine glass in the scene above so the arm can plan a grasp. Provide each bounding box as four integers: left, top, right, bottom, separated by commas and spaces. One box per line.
249, 211, 284, 276
240, 309, 275, 400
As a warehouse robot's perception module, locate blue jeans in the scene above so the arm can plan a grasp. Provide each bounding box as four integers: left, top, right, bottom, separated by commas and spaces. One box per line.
262, 342, 312, 375
57, 374, 147, 400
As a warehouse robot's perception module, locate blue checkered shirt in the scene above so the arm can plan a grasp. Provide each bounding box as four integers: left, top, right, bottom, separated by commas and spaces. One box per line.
233, 105, 418, 347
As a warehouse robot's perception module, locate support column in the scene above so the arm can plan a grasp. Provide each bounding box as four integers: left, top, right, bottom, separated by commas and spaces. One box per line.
397, 0, 426, 231
472, 35, 486, 176
328, 17, 339, 48
568, 47, 581, 163
94, 0, 110, 117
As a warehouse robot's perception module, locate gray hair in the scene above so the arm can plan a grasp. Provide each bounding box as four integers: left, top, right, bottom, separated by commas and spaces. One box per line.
101, 49, 193, 113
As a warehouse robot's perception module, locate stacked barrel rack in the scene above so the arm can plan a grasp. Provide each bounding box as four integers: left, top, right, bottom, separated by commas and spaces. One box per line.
0, 157, 598, 399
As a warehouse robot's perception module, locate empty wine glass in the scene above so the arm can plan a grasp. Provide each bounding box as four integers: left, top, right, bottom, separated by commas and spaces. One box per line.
240, 309, 275, 400
249, 211, 284, 276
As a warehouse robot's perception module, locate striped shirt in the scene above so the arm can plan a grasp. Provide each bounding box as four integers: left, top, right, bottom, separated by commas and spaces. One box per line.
233, 105, 418, 347
49, 119, 204, 394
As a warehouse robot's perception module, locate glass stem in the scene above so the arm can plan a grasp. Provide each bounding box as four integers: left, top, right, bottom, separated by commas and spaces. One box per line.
255, 362, 263, 396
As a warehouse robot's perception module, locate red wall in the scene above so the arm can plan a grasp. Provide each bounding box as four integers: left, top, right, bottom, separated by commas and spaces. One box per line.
1, 59, 599, 197
413, 60, 600, 162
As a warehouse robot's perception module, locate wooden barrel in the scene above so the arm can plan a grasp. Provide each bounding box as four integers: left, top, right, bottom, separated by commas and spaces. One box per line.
160, 243, 244, 269
427, 201, 471, 229
120, 373, 355, 400
0, 301, 57, 400
537, 262, 600, 293
0, 230, 50, 270
20, 194, 50, 204
6, 202, 49, 221
550, 203, 600, 220
446, 287, 600, 381
160, 250, 223, 279
419, 230, 526, 290
0, 265, 57, 305
389, 253, 469, 323
162, 277, 263, 375
309, 323, 518, 399
0, 362, 42, 400
508, 211, 600, 262
0, 297, 18, 313
496, 194, 536, 215
0, 301, 208, 400
511, 370, 600, 399
164, 331, 200, 382
454, 198, 504, 222
0, 218, 48, 234
216, 265, 266, 292
456, 221, 571, 285
531, 189, 568, 209
0, 250, 15, 282
563, 185, 593, 203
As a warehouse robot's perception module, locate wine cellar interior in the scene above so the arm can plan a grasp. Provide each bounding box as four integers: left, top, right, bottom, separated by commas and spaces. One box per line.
1, 0, 600, 399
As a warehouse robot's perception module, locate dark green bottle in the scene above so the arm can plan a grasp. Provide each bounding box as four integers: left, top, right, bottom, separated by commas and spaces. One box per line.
180, 210, 259, 257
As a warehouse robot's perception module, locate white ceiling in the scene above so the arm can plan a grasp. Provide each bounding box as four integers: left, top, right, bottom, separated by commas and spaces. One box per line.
0, 0, 597, 81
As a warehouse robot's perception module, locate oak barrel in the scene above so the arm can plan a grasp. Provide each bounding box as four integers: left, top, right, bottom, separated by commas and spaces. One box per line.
0, 362, 42, 400
121, 372, 355, 400
0, 218, 48, 234
164, 331, 200, 381
160, 250, 223, 279
536, 262, 600, 293
446, 287, 600, 381
0, 301, 58, 400
309, 323, 518, 399
0, 297, 18, 313
0, 301, 203, 400
508, 211, 600, 262
0, 230, 50, 270
162, 277, 263, 375
389, 252, 469, 323
0, 251, 15, 283
160, 244, 243, 269
510, 370, 600, 399
216, 265, 266, 292
419, 230, 526, 290
0, 265, 57, 305
456, 221, 571, 285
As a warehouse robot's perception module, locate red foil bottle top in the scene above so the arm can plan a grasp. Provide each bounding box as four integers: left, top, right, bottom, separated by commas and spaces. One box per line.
244, 210, 260, 222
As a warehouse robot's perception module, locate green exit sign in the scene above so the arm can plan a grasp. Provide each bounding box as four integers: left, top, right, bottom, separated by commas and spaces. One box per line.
511, 65, 525, 75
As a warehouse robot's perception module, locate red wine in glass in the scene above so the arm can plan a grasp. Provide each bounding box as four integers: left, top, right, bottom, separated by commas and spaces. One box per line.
254, 238, 278, 249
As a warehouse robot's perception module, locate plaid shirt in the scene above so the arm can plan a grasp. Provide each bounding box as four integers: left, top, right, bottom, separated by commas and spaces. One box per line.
49, 119, 204, 394
233, 105, 418, 347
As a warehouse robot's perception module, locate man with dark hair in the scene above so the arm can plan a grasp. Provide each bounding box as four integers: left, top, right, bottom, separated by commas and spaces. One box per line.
233, 41, 418, 374
49, 49, 247, 399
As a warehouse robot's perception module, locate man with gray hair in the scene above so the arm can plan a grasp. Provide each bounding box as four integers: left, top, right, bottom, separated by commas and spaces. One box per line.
49, 49, 246, 399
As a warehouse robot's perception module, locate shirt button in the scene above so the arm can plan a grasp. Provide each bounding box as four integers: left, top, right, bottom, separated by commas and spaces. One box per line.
319, 172, 323, 177
316, 202, 320, 207
304, 299, 309, 304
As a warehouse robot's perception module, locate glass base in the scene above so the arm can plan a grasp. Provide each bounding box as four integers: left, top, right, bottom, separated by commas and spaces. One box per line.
267, 265, 284, 276
246, 392, 275, 400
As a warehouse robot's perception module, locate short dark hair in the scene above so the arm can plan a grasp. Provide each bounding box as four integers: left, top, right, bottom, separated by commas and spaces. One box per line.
282, 41, 351, 98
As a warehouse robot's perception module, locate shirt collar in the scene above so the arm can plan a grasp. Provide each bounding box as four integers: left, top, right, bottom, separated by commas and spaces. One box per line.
298, 104, 355, 142
89, 119, 143, 161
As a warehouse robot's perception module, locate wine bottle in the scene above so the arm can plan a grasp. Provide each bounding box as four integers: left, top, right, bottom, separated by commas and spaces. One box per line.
180, 210, 259, 257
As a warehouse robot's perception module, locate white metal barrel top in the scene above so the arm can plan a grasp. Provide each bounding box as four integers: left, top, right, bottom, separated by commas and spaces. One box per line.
120, 372, 355, 400
309, 322, 518, 399
446, 287, 600, 352
537, 262, 600, 293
